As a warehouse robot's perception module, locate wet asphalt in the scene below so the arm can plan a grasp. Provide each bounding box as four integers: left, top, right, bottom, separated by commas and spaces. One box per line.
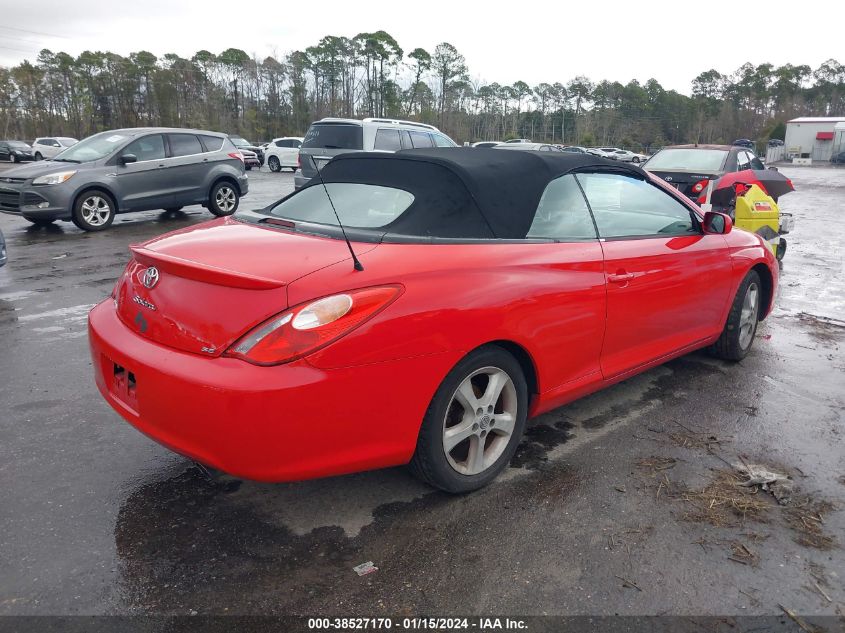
0, 164, 843, 618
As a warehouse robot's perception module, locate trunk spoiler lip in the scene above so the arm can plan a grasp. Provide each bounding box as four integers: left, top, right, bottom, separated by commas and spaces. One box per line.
129, 245, 286, 290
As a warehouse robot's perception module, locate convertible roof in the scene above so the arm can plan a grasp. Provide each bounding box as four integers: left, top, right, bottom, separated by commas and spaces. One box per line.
317, 148, 646, 239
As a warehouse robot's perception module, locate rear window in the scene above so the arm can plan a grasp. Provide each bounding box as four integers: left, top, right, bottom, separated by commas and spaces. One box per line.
302, 124, 363, 150
374, 129, 402, 151
645, 149, 728, 171
266, 183, 414, 228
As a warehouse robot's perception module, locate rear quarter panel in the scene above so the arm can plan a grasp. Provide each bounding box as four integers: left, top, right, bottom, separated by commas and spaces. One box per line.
287, 241, 608, 396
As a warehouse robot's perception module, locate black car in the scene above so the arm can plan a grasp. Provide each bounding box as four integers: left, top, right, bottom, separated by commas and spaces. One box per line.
0, 140, 35, 163
733, 138, 755, 150
830, 150, 845, 164
767, 139, 785, 147
643, 144, 765, 200
229, 136, 264, 166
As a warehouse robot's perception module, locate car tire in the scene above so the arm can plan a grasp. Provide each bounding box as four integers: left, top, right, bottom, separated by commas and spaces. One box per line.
34, 152, 43, 161
11, 155, 18, 163
632, 157, 640, 164
245, 164, 252, 171
409, 345, 528, 493
24, 217, 55, 227
710, 269, 762, 361
268, 156, 281, 172
71, 190, 116, 232
208, 181, 239, 217
776, 239, 786, 261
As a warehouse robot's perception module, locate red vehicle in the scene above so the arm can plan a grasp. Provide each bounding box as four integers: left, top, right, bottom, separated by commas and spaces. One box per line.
89, 149, 778, 492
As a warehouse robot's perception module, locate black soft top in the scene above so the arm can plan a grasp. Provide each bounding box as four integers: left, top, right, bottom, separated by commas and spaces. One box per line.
314, 148, 647, 240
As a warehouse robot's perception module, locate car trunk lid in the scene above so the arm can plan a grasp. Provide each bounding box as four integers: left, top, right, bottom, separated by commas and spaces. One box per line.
115, 218, 364, 356
647, 170, 718, 198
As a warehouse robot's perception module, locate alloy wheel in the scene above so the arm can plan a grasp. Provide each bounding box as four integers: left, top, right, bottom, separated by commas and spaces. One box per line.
216, 186, 236, 213
738, 281, 759, 349
80, 195, 111, 226
442, 366, 518, 476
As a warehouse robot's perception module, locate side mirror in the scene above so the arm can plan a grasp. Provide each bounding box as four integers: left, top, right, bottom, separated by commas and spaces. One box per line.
119, 154, 137, 165
768, 166, 778, 171
702, 211, 732, 235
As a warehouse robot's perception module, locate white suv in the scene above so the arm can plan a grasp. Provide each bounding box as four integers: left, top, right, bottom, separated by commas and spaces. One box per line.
265, 137, 304, 173
32, 137, 78, 161
295, 118, 458, 189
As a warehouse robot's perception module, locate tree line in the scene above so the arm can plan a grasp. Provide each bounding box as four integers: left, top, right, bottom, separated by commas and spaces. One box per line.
1, 33, 843, 151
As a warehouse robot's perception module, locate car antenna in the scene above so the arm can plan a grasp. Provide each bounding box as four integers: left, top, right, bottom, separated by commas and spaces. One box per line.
313, 161, 364, 272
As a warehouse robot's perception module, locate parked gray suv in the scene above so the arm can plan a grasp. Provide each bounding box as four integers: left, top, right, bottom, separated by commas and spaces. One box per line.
0, 128, 249, 231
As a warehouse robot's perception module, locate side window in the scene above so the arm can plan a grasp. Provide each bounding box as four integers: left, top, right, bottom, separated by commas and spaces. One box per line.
736, 151, 750, 171
400, 130, 413, 149
527, 174, 597, 241
123, 134, 165, 162
539, 145, 551, 152
374, 129, 402, 151
168, 134, 203, 157
292, 139, 302, 148
576, 172, 695, 239
433, 133, 456, 147
199, 135, 224, 152
409, 131, 434, 148
748, 152, 764, 170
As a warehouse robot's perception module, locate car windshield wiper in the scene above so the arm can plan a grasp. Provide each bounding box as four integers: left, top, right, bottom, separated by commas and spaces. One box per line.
52, 158, 81, 163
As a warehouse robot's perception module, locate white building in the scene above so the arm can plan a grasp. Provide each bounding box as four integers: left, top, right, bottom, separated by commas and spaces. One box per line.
784, 116, 845, 161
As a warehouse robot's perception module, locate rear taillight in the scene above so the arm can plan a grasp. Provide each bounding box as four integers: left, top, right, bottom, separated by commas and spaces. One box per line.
691, 179, 709, 194
297, 153, 301, 168
225, 285, 403, 365
228, 151, 244, 163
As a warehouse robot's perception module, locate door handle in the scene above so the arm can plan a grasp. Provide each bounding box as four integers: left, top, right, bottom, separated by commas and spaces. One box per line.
608, 271, 634, 283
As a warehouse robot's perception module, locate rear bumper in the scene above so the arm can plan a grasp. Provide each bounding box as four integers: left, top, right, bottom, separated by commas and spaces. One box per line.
237, 173, 249, 195
88, 300, 458, 482
293, 172, 310, 190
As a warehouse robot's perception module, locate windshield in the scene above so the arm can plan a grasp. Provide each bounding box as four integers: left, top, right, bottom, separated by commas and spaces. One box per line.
230, 137, 251, 147
645, 149, 728, 172
255, 183, 415, 229
53, 132, 130, 163
302, 124, 363, 150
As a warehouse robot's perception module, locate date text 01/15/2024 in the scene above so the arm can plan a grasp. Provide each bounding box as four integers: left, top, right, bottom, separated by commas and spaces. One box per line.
307, 617, 528, 630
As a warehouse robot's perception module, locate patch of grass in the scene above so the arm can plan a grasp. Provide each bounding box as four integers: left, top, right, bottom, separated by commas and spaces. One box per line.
674, 470, 771, 527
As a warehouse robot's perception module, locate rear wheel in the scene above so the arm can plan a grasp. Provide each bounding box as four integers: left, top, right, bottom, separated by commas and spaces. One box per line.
34, 152, 43, 161
710, 270, 761, 361
72, 190, 115, 231
409, 346, 528, 493
776, 238, 786, 261
632, 157, 640, 164
268, 156, 281, 172
208, 181, 239, 217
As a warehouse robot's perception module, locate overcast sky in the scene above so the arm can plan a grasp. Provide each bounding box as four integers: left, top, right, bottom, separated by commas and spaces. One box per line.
1, 0, 842, 94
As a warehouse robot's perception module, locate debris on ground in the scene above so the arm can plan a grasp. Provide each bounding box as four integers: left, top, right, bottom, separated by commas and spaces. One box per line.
734, 460, 795, 505
784, 497, 838, 550
778, 604, 820, 633
352, 561, 379, 576
614, 575, 642, 591
673, 470, 770, 527
727, 541, 759, 566
636, 456, 677, 472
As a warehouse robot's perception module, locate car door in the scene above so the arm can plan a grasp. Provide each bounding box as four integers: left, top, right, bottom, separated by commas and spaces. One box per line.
162, 133, 207, 205
522, 174, 607, 389
576, 171, 733, 378
113, 133, 171, 211
0, 142, 9, 161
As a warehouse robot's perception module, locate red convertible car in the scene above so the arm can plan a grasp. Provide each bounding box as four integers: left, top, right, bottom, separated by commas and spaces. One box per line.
89, 149, 778, 492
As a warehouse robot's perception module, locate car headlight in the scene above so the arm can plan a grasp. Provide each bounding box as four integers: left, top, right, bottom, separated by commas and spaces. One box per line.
32, 170, 77, 185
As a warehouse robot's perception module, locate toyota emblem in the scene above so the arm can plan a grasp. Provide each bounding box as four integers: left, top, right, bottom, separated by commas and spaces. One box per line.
141, 266, 160, 289
664, 176, 673, 182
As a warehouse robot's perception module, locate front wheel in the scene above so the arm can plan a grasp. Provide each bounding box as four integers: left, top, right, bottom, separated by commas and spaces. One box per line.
34, 152, 43, 161
632, 157, 640, 164
72, 190, 115, 231
710, 270, 762, 361
208, 181, 239, 216
776, 238, 786, 261
409, 346, 528, 493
